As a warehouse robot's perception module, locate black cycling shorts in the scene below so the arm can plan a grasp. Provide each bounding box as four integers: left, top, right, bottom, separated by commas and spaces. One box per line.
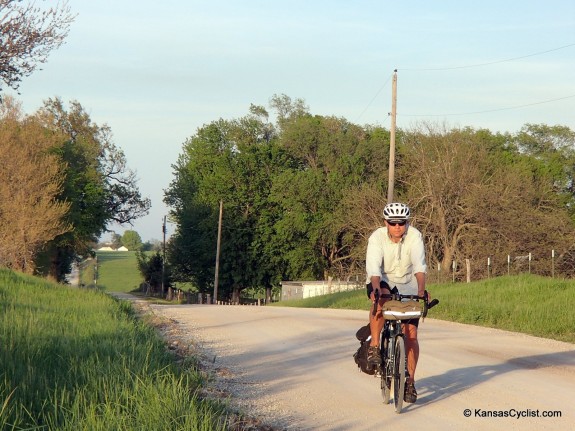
366, 281, 420, 328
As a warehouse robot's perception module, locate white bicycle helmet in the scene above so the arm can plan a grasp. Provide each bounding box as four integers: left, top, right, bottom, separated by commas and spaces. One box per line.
383, 202, 411, 221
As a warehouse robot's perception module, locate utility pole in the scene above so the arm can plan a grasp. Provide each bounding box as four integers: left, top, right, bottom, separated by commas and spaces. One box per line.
387, 69, 398, 203
213, 200, 223, 304
162, 215, 166, 297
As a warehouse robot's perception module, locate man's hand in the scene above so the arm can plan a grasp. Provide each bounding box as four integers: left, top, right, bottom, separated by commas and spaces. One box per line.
422, 290, 430, 302
370, 276, 381, 303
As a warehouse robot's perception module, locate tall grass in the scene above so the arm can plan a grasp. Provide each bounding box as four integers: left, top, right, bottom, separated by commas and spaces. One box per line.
275, 274, 575, 343
0, 269, 227, 430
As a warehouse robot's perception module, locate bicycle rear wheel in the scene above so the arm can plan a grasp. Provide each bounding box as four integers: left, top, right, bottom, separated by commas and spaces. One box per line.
393, 336, 406, 413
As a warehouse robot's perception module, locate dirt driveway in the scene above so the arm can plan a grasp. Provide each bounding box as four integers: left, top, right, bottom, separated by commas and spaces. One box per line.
115, 295, 574, 431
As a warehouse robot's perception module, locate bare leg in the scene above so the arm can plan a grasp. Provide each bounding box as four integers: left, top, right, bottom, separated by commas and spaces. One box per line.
369, 306, 384, 347
368, 287, 391, 346
403, 323, 419, 383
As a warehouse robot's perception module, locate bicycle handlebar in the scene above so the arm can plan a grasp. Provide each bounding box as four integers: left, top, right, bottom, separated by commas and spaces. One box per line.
372, 288, 440, 318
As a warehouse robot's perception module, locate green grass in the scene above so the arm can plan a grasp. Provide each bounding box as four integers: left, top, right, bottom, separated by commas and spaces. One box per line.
96, 251, 142, 292
274, 274, 575, 343
0, 269, 228, 431
428, 275, 575, 342
80, 251, 143, 292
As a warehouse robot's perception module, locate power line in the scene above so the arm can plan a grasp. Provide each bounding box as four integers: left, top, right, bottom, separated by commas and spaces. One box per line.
357, 43, 574, 124
355, 72, 394, 123
398, 43, 575, 71
399, 94, 575, 118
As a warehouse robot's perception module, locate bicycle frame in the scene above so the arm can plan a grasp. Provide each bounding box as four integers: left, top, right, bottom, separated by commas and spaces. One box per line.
371, 290, 439, 414
380, 317, 407, 412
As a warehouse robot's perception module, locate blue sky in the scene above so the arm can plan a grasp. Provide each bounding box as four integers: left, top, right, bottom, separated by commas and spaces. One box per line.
11, 0, 575, 241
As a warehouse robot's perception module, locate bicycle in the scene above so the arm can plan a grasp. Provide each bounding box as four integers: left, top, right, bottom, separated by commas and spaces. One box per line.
372, 288, 439, 413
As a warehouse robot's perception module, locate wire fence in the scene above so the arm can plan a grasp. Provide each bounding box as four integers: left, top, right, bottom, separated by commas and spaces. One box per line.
430, 247, 575, 284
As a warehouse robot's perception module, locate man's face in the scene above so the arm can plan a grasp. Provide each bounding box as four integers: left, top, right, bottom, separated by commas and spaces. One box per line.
385, 219, 407, 242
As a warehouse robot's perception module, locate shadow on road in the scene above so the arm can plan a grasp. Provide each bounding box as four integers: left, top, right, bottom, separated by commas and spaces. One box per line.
404, 349, 575, 411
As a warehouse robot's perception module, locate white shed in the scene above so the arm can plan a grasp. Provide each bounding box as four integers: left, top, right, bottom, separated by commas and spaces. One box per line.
280, 280, 362, 301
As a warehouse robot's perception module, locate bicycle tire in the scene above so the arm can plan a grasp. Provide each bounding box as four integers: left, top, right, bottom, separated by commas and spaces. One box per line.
393, 336, 406, 413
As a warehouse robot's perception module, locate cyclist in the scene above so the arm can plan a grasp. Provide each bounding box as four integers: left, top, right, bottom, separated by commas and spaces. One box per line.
365, 202, 427, 403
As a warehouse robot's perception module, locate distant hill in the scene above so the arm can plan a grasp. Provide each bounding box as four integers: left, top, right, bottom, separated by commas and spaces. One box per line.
81, 251, 142, 293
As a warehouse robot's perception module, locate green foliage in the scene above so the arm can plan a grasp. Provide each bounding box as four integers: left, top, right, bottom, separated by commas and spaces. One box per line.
165, 95, 575, 297
33, 98, 150, 281
0, 268, 227, 430
136, 250, 171, 294
165, 104, 395, 300
512, 123, 575, 217
111, 232, 123, 249
165, 112, 291, 300
122, 229, 143, 251
270, 115, 390, 280
141, 239, 162, 252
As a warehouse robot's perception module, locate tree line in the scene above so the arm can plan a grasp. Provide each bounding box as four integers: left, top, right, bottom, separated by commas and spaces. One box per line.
0, 2, 151, 281
165, 94, 575, 302
0, 96, 150, 280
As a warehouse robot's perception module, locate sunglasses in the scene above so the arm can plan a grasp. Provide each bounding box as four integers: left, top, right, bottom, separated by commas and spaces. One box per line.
387, 220, 407, 227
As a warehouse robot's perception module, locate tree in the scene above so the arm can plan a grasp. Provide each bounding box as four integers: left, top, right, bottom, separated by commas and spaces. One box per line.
34, 98, 151, 280
136, 250, 170, 295
110, 232, 122, 249
141, 239, 162, 252
122, 230, 142, 251
0, 96, 71, 273
165, 97, 575, 288
399, 123, 574, 279
269, 93, 309, 132
0, 1, 75, 94
165, 110, 288, 302
512, 124, 575, 215
270, 115, 389, 280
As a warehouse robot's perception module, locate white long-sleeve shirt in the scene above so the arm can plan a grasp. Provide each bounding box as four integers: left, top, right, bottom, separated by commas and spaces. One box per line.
365, 225, 427, 295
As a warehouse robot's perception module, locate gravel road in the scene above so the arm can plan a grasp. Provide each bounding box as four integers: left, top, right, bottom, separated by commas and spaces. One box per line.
116, 295, 574, 431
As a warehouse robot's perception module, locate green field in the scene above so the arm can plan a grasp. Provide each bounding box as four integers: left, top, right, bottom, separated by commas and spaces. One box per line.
80, 251, 143, 292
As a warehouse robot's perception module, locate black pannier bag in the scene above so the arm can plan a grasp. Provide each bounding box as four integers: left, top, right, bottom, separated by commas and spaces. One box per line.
353, 324, 375, 375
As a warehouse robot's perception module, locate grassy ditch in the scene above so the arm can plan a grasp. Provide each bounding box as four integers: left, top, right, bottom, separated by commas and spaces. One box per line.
274, 274, 575, 344
0, 269, 229, 431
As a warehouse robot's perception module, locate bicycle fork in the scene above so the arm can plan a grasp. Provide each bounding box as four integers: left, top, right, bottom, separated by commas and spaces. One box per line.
382, 325, 409, 395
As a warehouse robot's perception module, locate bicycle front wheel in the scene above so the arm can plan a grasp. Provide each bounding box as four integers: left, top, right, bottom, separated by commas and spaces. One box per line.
393, 336, 406, 414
